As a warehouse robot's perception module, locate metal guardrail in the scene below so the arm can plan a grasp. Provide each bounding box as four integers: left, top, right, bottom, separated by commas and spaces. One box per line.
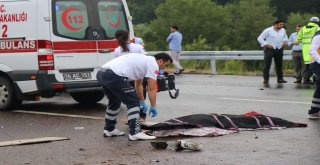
147, 50, 292, 74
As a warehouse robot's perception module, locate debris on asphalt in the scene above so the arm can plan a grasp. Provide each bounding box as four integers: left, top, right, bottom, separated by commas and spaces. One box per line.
78, 148, 86, 151
127, 152, 142, 156
0, 137, 69, 147
150, 139, 204, 152
175, 139, 204, 152
74, 127, 84, 130
150, 141, 168, 150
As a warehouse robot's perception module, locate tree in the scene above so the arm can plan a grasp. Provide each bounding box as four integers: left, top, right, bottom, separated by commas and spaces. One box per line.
148, 0, 230, 50
133, 23, 160, 51
127, 0, 165, 24
184, 35, 212, 51
223, 0, 275, 50
286, 13, 320, 35
128, 0, 320, 73
270, 0, 320, 19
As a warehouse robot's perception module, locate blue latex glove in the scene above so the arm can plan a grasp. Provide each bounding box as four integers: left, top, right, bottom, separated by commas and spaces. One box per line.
139, 101, 148, 113
149, 106, 158, 118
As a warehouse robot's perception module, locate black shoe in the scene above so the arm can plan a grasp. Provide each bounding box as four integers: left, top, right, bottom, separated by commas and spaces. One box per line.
178, 68, 185, 74
174, 69, 184, 75
263, 80, 269, 84
294, 80, 302, 83
277, 79, 287, 83
304, 81, 315, 85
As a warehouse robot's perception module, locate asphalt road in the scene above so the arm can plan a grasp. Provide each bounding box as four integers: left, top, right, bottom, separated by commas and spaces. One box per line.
0, 74, 319, 165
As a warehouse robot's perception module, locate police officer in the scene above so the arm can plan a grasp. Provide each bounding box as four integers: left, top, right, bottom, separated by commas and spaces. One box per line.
97, 52, 173, 140
297, 17, 320, 84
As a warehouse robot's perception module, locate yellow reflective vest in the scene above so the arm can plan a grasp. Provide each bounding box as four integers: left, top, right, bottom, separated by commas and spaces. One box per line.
297, 22, 319, 64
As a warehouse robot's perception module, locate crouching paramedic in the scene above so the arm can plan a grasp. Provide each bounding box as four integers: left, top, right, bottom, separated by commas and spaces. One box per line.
96, 53, 173, 140
308, 30, 320, 119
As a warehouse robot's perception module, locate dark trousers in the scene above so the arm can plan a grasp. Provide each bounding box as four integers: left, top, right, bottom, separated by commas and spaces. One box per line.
303, 64, 313, 83
292, 51, 304, 81
309, 63, 320, 114
129, 78, 148, 119
263, 48, 284, 81
97, 69, 140, 135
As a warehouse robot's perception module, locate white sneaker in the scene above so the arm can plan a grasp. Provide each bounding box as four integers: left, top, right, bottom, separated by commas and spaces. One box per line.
129, 132, 156, 141
103, 129, 125, 137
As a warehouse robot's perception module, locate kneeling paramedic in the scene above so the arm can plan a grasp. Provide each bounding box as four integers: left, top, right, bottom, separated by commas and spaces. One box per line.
97, 52, 173, 140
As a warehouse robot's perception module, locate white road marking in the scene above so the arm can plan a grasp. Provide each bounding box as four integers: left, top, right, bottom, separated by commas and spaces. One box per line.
13, 110, 104, 120
219, 98, 310, 105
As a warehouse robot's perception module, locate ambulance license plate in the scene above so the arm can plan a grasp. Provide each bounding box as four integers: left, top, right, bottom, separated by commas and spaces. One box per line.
63, 72, 92, 80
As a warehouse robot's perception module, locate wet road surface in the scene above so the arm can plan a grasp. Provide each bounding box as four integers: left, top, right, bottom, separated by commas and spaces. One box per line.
0, 74, 319, 165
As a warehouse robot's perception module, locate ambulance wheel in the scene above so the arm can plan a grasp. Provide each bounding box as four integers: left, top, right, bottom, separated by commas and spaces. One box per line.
0, 77, 21, 111
70, 91, 104, 105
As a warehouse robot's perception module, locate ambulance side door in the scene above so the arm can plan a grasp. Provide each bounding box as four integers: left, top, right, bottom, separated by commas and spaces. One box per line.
96, 0, 133, 66
50, 0, 98, 71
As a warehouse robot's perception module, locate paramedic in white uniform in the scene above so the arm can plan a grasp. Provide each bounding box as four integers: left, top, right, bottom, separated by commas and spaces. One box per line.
96, 52, 172, 140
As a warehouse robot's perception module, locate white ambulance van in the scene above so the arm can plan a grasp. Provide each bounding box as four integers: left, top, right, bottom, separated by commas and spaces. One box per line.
0, 0, 133, 110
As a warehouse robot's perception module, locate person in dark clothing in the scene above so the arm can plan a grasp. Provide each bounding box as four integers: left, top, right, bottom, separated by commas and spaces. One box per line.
288, 24, 303, 83
307, 30, 320, 119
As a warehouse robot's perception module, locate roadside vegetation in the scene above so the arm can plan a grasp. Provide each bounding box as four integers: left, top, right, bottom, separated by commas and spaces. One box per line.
177, 60, 294, 76
128, 0, 319, 75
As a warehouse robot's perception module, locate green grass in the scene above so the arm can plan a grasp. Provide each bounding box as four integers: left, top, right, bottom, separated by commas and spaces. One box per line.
178, 60, 296, 76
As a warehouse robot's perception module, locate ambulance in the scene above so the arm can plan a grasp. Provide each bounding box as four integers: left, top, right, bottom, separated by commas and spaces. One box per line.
0, 0, 134, 110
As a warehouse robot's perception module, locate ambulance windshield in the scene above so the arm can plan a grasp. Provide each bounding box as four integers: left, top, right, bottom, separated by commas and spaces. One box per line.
52, 0, 129, 40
